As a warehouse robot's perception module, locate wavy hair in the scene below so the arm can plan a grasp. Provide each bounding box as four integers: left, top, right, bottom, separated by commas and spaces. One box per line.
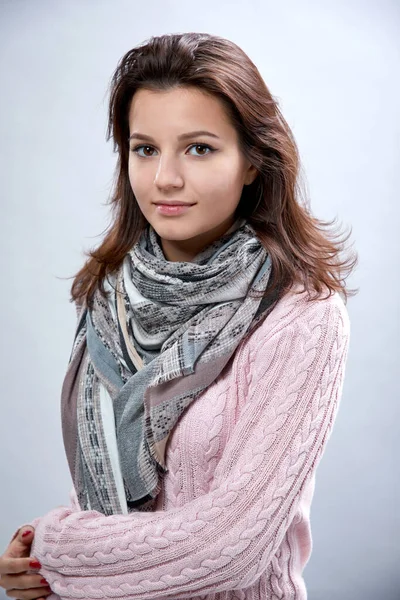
70, 32, 358, 308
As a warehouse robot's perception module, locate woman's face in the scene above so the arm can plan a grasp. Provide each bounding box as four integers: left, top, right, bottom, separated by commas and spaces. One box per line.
127, 86, 258, 262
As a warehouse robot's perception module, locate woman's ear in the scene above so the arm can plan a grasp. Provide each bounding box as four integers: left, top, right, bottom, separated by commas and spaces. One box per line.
244, 165, 259, 186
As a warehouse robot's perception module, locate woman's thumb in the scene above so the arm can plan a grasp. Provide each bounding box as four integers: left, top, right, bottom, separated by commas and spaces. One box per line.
5, 526, 35, 558
19, 527, 35, 544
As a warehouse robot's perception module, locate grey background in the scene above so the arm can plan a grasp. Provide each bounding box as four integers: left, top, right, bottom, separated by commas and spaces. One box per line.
0, 0, 399, 598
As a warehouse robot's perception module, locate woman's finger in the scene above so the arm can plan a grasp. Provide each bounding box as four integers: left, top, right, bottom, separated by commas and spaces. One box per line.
4, 586, 52, 599
0, 572, 49, 591
0, 555, 41, 576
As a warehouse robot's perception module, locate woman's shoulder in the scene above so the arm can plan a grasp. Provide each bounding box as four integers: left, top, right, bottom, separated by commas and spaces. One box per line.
246, 281, 350, 351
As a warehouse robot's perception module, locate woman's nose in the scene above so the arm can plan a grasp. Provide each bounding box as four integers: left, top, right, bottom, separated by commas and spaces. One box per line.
153, 156, 184, 189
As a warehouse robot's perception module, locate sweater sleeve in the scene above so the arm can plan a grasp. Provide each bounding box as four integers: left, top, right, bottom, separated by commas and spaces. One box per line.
30, 295, 350, 600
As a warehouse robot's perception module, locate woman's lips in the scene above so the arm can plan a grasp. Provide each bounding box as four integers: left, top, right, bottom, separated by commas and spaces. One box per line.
155, 203, 195, 216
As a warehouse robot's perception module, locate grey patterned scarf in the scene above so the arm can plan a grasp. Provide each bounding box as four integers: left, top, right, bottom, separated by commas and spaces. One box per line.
61, 217, 279, 515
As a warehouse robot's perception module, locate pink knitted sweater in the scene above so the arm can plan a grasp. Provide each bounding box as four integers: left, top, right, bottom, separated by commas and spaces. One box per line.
27, 284, 350, 600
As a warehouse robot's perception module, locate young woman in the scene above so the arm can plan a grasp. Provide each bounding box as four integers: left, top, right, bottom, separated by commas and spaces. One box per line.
1, 32, 357, 600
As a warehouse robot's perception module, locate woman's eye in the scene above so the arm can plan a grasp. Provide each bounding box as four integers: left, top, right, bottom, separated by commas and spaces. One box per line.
130, 143, 214, 158
131, 145, 154, 157
187, 144, 213, 156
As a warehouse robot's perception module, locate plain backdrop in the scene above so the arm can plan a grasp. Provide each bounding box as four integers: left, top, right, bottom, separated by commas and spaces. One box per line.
0, 0, 399, 598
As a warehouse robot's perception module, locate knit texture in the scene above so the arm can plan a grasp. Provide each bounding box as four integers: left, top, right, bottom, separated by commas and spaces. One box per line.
28, 283, 350, 600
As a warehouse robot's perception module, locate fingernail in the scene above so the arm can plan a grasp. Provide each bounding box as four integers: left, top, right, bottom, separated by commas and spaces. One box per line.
40, 578, 49, 585
21, 530, 31, 538
29, 560, 42, 568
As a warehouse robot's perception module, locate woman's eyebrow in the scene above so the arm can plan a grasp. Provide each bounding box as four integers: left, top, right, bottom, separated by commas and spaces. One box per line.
128, 130, 220, 141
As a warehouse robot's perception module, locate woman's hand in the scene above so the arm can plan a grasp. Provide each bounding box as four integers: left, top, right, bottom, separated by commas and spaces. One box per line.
0, 526, 52, 599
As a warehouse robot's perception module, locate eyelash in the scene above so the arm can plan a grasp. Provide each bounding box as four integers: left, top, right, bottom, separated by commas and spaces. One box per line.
130, 143, 216, 158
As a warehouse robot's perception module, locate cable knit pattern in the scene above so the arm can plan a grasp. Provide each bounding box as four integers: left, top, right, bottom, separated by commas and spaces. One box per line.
28, 286, 350, 600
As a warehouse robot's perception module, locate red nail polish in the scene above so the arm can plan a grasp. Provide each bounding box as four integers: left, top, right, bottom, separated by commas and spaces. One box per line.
29, 560, 42, 569
21, 530, 31, 538
40, 578, 49, 585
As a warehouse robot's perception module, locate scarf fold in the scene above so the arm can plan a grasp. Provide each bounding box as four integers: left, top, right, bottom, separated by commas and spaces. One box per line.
61, 218, 280, 515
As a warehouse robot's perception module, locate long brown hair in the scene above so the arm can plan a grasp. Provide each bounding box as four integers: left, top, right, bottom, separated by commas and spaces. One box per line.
70, 32, 358, 309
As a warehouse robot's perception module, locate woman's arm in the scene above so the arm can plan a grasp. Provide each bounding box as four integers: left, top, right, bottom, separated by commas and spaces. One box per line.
30, 295, 350, 600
